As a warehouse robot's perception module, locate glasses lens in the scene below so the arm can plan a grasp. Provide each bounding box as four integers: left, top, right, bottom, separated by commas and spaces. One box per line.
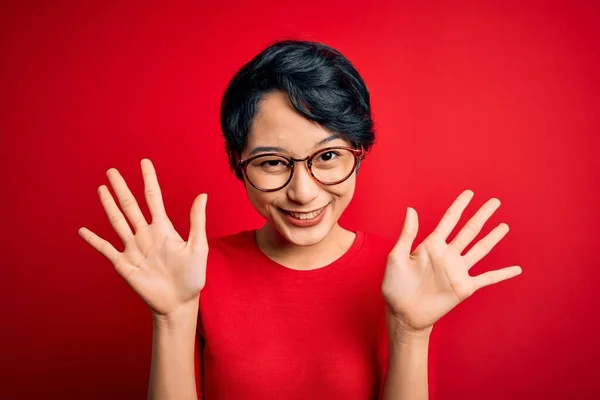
245, 155, 291, 190
311, 148, 357, 184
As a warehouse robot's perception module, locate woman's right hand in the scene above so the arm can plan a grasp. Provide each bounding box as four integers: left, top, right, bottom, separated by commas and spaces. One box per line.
78, 158, 208, 317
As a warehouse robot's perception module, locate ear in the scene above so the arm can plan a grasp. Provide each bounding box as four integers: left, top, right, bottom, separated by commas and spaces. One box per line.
233, 150, 245, 181
356, 144, 365, 174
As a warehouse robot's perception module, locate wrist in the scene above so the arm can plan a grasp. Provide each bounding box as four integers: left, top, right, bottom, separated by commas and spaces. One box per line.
386, 310, 432, 344
152, 297, 199, 330
388, 325, 432, 350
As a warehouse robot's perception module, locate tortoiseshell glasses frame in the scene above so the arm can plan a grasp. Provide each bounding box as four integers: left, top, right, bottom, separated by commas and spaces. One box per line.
236, 145, 365, 192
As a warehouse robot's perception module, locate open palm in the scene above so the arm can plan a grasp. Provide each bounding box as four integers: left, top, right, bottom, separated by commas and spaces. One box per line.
382, 190, 522, 332
78, 159, 209, 316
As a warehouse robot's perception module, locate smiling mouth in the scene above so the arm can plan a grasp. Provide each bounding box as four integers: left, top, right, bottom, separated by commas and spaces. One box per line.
279, 205, 328, 220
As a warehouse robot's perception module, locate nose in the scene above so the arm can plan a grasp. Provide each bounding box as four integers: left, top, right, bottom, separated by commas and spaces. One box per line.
286, 162, 320, 204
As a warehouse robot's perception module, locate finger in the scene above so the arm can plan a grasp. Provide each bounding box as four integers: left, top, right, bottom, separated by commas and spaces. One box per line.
106, 168, 149, 232
78, 226, 121, 263
472, 265, 522, 291
391, 207, 418, 258
449, 197, 501, 253
433, 190, 475, 241
187, 193, 208, 255
140, 159, 170, 224
98, 185, 135, 244
78, 227, 139, 278
463, 223, 510, 269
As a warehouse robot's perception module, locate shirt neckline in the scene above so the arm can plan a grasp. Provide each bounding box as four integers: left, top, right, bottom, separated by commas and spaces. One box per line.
245, 229, 366, 279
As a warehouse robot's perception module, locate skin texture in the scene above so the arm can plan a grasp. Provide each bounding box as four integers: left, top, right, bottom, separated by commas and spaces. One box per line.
240, 90, 358, 271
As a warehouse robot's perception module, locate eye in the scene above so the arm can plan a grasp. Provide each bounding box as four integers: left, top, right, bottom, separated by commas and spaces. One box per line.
317, 151, 339, 162
260, 159, 284, 168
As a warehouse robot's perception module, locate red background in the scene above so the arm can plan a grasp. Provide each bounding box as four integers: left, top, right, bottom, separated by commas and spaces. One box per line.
2, 0, 599, 399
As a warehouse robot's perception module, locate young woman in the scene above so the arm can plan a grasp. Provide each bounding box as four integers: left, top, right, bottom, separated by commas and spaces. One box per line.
78, 40, 522, 400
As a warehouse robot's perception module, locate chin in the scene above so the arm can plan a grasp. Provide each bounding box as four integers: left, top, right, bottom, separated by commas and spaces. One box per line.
281, 226, 333, 247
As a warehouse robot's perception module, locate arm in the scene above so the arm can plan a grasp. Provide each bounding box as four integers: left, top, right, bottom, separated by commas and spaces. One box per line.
148, 298, 200, 400
381, 193, 522, 399
77, 161, 209, 400
381, 311, 431, 400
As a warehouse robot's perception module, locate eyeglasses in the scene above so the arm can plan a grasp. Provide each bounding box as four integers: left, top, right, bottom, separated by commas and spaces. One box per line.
236, 146, 364, 192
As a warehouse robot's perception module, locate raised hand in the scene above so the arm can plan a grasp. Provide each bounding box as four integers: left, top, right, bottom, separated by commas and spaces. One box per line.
381, 190, 522, 333
78, 159, 208, 317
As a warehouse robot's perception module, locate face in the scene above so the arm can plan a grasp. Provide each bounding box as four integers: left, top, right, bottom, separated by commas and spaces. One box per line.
239, 91, 358, 246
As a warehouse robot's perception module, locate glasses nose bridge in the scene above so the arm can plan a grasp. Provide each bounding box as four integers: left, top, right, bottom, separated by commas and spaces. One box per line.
287, 154, 317, 184
288, 154, 312, 171
290, 155, 310, 163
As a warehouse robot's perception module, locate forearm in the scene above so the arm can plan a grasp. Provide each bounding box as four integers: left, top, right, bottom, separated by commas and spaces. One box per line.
381, 312, 431, 400
148, 298, 199, 400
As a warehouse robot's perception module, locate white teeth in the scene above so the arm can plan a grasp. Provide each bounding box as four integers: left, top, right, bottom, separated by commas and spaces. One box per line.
286, 207, 324, 220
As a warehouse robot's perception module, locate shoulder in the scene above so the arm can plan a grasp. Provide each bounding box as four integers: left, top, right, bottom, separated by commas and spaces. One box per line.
344, 231, 396, 277
359, 230, 397, 256
204, 230, 257, 284
207, 230, 254, 253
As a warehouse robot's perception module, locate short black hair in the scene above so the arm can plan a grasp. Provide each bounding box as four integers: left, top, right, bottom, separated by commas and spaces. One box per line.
220, 39, 375, 180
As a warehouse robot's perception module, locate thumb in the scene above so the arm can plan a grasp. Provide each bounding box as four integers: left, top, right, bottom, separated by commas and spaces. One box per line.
392, 207, 418, 258
187, 193, 208, 253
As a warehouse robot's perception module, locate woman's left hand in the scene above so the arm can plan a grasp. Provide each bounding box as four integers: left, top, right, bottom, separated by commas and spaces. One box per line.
381, 189, 522, 334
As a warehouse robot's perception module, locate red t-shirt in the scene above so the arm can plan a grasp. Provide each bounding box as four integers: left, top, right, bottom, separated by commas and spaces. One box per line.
194, 230, 423, 399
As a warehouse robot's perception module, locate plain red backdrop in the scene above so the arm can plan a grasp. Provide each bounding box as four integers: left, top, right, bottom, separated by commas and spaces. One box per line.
2, 0, 599, 399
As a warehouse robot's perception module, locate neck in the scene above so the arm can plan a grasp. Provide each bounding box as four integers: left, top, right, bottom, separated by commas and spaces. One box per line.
255, 223, 355, 271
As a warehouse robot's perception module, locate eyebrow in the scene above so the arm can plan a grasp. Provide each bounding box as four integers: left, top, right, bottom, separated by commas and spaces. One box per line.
247, 134, 342, 157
